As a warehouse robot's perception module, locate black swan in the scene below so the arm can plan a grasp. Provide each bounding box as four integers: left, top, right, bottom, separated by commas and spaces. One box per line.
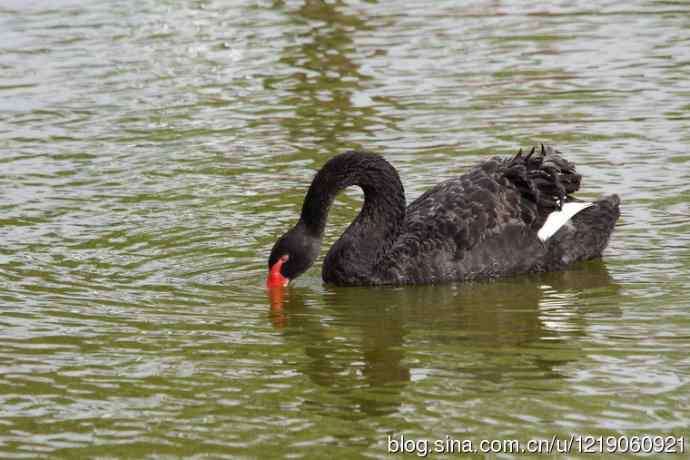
267, 146, 620, 287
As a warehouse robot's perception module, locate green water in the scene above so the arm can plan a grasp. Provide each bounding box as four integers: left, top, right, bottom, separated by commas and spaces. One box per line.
1, 1, 689, 459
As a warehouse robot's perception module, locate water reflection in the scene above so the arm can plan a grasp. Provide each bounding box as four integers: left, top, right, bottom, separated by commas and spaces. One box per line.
268, 260, 620, 417
267, 0, 386, 151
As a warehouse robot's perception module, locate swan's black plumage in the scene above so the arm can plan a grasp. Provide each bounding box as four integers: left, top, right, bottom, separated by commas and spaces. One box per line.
267, 146, 620, 286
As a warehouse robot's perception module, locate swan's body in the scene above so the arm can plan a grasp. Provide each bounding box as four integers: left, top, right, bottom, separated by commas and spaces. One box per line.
267, 146, 620, 287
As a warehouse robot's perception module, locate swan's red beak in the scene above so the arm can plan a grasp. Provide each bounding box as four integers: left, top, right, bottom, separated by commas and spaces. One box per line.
266, 255, 290, 289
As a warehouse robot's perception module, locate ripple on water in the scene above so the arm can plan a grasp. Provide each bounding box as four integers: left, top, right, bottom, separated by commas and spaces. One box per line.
1, 0, 690, 458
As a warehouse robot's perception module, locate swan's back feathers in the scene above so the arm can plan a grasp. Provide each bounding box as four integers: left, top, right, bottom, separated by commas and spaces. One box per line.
375, 145, 610, 285
502, 144, 581, 211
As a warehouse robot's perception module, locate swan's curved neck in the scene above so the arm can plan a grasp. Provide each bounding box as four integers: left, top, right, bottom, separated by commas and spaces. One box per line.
299, 151, 406, 283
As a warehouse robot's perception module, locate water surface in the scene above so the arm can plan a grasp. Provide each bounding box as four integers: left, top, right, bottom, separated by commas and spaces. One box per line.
1, 0, 689, 458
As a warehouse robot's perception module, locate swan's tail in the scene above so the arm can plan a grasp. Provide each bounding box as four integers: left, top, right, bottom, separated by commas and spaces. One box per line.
546, 194, 620, 267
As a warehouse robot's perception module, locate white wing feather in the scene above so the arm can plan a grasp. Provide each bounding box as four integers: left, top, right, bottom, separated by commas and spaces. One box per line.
537, 202, 593, 242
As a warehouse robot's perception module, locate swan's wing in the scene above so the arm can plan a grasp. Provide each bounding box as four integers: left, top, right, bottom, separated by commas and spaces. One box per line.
376, 162, 523, 283
537, 201, 593, 242
378, 147, 585, 283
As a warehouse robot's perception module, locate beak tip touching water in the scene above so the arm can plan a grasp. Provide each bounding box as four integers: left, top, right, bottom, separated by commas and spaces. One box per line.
266, 255, 290, 289
266, 275, 289, 289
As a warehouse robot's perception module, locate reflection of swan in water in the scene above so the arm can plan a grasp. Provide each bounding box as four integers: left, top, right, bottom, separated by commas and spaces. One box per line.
269, 286, 410, 418
266, 259, 621, 418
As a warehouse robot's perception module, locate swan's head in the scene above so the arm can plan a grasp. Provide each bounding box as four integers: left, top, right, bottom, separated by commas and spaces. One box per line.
266, 223, 320, 288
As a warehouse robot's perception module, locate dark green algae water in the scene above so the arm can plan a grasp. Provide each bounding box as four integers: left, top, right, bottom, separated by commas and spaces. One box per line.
1, 0, 689, 458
